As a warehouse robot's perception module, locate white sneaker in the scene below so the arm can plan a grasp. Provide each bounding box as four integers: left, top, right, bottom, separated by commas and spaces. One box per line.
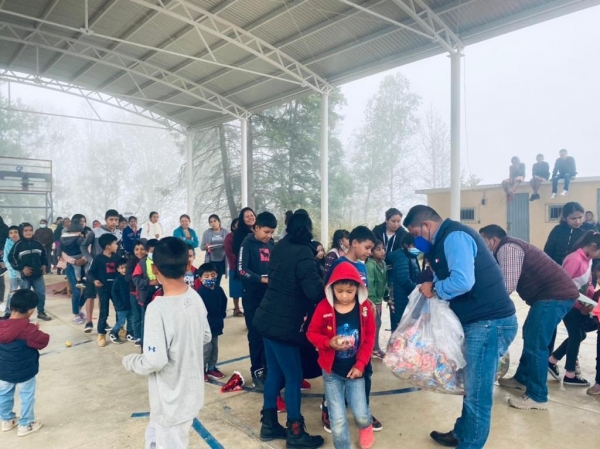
497, 376, 526, 391
560, 190, 568, 196
17, 421, 42, 437
508, 395, 548, 410
551, 193, 557, 199
1, 418, 18, 432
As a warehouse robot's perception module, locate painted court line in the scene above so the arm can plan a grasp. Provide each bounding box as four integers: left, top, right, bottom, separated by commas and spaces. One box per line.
131, 413, 224, 449
41, 340, 92, 356
216, 354, 249, 367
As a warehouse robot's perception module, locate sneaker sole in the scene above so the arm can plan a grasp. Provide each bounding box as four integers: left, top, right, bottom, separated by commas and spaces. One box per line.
207, 375, 225, 380
508, 401, 548, 410
498, 383, 525, 391
323, 426, 332, 434
563, 382, 590, 387
84, 328, 93, 333
372, 426, 383, 432
548, 368, 561, 381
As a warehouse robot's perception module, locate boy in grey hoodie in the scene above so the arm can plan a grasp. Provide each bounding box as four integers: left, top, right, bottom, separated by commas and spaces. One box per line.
122, 237, 211, 448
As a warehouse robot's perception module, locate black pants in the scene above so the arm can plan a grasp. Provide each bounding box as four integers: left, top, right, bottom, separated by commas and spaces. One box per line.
97, 288, 111, 336
553, 309, 598, 372
0, 275, 4, 303
243, 295, 265, 375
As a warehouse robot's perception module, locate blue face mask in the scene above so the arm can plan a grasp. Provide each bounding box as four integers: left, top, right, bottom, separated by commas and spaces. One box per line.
409, 248, 421, 256
202, 278, 217, 288
413, 225, 432, 253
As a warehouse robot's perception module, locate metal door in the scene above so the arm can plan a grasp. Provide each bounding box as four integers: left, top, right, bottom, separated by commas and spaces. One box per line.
507, 193, 530, 242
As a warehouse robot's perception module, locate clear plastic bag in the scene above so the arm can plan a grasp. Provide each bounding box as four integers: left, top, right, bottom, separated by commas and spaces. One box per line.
383, 287, 466, 394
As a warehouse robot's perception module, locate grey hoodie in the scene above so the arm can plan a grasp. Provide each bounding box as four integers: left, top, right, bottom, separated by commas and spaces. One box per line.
80, 225, 122, 264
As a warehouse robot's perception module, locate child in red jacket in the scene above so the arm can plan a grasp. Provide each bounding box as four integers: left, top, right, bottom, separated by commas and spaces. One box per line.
0, 290, 50, 437
307, 262, 376, 449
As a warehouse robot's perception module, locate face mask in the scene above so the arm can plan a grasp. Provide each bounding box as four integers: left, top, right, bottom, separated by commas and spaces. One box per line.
39, 224, 47, 228
409, 248, 420, 256
202, 278, 217, 288
413, 225, 432, 253
147, 253, 153, 260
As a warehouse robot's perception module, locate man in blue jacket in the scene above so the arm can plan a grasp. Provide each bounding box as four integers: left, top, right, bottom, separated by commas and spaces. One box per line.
403, 205, 517, 449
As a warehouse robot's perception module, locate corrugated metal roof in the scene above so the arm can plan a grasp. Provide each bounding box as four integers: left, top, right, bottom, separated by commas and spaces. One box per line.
0, 0, 598, 131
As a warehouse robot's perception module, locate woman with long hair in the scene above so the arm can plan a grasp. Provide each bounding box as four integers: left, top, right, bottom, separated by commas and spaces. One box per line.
224, 218, 244, 317
232, 207, 256, 260
200, 214, 229, 286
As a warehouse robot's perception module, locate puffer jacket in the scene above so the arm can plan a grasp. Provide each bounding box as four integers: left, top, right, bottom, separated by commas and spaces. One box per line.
543, 223, 585, 266
0, 318, 50, 383
388, 248, 420, 303
253, 236, 324, 345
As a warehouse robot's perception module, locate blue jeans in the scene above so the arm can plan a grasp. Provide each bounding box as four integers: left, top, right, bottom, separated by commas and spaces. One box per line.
263, 337, 302, 421
552, 173, 572, 193
18, 277, 46, 313
452, 314, 518, 449
514, 299, 575, 402
130, 294, 142, 340
323, 370, 371, 449
111, 309, 132, 337
0, 377, 36, 427
65, 264, 83, 315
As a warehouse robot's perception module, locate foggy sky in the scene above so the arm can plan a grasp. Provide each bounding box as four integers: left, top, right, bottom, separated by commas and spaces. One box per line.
4, 5, 600, 186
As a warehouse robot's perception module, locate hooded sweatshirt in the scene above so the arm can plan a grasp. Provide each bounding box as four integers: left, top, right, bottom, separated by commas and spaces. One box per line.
80, 225, 122, 264
3, 238, 19, 279
238, 234, 274, 298
60, 221, 85, 258
0, 318, 50, 383
306, 262, 375, 375
562, 248, 596, 311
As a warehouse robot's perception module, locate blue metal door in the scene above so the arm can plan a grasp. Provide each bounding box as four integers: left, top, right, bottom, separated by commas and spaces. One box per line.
507, 193, 530, 242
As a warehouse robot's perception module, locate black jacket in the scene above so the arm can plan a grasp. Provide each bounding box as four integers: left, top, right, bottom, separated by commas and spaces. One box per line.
197, 285, 227, 336
388, 248, 420, 303
238, 234, 274, 298
8, 238, 48, 279
111, 274, 131, 311
253, 236, 324, 345
543, 223, 586, 266
552, 156, 577, 177
372, 223, 407, 266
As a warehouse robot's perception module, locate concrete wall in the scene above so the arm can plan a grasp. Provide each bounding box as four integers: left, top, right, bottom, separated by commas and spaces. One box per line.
423, 178, 600, 249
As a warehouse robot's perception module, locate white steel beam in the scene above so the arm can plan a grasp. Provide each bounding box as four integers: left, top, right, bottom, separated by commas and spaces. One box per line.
450, 51, 461, 220
186, 129, 195, 219
0, 22, 251, 120
0, 70, 185, 133
320, 93, 329, 247
129, 0, 332, 94
240, 118, 248, 207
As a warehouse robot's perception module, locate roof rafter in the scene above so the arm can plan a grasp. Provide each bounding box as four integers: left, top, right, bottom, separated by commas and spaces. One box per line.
0, 22, 251, 120
129, 0, 331, 94
0, 69, 185, 133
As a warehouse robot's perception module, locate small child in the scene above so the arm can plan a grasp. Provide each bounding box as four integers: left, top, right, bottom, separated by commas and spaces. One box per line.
110, 259, 133, 345
238, 211, 277, 389
196, 263, 227, 381
123, 237, 211, 448
2, 226, 21, 317
59, 218, 86, 288
132, 239, 160, 345
0, 290, 50, 437
307, 262, 376, 449
87, 234, 120, 347
126, 241, 147, 346
366, 240, 389, 359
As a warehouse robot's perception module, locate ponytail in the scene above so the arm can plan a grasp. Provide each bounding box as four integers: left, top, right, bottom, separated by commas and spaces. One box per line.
574, 231, 600, 251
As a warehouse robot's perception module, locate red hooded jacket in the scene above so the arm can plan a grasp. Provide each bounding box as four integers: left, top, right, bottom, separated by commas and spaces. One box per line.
307, 262, 375, 374
0, 318, 50, 383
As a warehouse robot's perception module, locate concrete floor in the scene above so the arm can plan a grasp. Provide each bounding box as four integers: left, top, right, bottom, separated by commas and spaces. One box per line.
1, 275, 599, 449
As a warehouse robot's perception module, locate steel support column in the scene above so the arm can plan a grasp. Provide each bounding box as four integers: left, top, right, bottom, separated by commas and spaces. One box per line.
186, 129, 195, 220
320, 93, 329, 246
241, 118, 248, 208
450, 51, 461, 220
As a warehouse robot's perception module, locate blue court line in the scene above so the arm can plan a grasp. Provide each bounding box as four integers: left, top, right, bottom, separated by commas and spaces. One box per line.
131, 413, 224, 449
192, 417, 225, 449
40, 340, 92, 356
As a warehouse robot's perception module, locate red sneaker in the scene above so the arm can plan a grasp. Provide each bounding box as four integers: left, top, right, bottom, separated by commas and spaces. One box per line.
301, 379, 312, 390
207, 368, 225, 380
277, 395, 286, 413
220, 371, 245, 393
204, 372, 209, 382
359, 425, 374, 449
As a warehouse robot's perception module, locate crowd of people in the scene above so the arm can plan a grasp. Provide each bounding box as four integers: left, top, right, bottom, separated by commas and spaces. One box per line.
501, 148, 579, 200
0, 196, 598, 448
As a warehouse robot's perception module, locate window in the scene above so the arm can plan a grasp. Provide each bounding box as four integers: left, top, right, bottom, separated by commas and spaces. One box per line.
548, 204, 563, 222
460, 208, 476, 222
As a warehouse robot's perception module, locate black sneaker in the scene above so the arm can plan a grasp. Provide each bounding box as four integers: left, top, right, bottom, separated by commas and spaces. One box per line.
126, 334, 135, 342
108, 333, 123, 345
563, 375, 590, 387
371, 415, 382, 432
252, 368, 266, 391
321, 401, 331, 434
37, 312, 52, 321
548, 362, 560, 381
84, 322, 93, 333
105, 324, 113, 331
430, 430, 458, 447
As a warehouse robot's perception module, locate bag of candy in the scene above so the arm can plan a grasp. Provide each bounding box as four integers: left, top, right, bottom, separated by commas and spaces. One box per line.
384, 287, 466, 394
